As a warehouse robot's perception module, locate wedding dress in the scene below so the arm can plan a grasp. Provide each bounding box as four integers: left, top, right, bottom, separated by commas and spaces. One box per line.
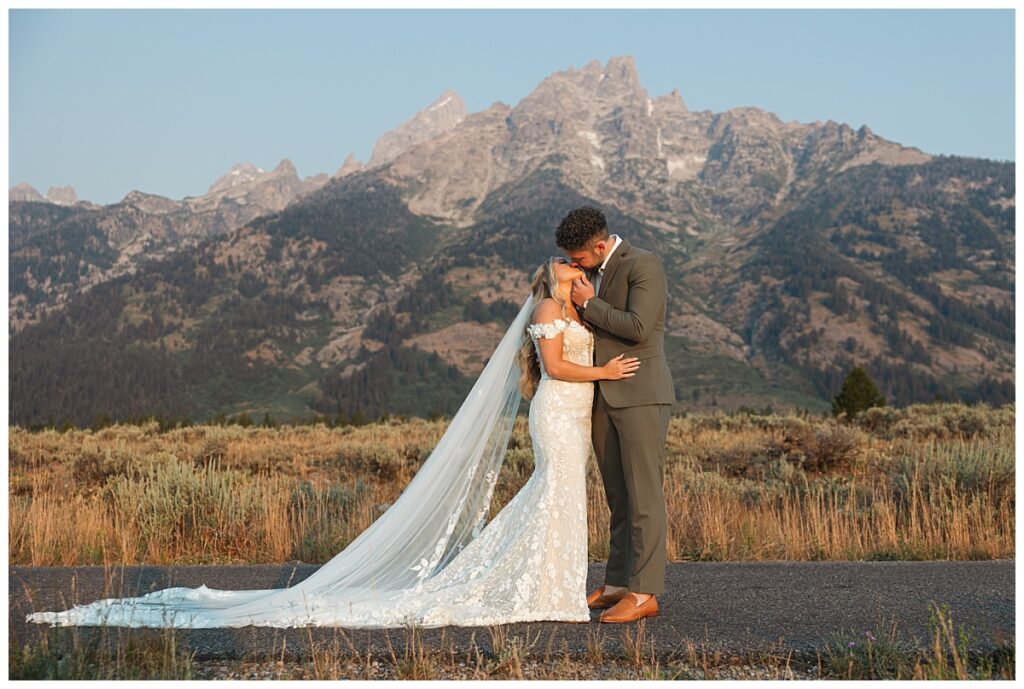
26, 295, 597, 628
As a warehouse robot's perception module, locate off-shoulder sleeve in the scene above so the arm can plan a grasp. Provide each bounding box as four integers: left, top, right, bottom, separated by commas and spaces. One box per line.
526, 318, 568, 340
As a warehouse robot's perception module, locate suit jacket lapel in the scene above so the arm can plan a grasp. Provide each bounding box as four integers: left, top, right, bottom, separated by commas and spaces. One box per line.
598, 237, 629, 299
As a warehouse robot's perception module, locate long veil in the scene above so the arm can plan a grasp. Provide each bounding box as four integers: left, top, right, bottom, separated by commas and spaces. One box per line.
27, 293, 537, 628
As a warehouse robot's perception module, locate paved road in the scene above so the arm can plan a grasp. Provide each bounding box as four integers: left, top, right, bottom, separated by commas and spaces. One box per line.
10, 560, 1014, 662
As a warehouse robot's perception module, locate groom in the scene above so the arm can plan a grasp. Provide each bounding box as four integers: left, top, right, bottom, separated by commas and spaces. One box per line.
557, 205, 675, 623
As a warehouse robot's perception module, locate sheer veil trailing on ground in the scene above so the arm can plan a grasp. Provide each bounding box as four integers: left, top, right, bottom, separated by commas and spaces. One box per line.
27, 294, 537, 628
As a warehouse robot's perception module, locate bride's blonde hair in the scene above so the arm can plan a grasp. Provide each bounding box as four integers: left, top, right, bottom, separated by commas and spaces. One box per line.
517, 257, 574, 399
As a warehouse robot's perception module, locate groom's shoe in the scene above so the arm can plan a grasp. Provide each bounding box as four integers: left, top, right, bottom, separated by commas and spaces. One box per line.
587, 585, 628, 610
598, 593, 659, 623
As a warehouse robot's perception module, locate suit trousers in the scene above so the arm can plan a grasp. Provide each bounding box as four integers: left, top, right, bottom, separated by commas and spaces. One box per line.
591, 385, 672, 595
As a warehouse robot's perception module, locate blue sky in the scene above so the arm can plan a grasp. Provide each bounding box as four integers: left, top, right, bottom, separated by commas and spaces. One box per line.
8, 8, 1016, 205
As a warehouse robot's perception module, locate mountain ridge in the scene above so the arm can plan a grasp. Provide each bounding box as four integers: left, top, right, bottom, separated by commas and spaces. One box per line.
8, 55, 1013, 426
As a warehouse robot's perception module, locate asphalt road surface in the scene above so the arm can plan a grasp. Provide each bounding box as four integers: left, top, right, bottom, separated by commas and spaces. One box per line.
10, 560, 1014, 662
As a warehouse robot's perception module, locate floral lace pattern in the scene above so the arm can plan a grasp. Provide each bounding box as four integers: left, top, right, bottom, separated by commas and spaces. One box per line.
368, 317, 595, 626
526, 319, 594, 376
26, 319, 596, 629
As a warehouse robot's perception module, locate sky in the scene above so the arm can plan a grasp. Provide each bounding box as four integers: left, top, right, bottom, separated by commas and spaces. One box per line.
8, 7, 1016, 205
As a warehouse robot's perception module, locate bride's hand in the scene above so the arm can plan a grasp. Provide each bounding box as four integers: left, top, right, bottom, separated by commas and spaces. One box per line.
601, 354, 640, 380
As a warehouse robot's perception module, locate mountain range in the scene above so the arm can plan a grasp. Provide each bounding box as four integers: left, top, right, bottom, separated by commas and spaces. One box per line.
9, 55, 1014, 427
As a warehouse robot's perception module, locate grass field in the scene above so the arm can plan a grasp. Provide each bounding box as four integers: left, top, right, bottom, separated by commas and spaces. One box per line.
9, 401, 1013, 567
9, 401, 1014, 679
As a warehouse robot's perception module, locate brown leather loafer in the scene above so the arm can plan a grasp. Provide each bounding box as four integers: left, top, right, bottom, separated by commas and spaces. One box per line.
587, 585, 628, 610
598, 592, 659, 623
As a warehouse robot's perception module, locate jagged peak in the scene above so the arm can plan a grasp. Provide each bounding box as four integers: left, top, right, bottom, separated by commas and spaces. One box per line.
11, 183, 79, 205
654, 87, 688, 113
272, 158, 298, 176
520, 53, 649, 117
207, 162, 273, 194
43, 186, 77, 206
335, 153, 365, 178
604, 54, 639, 83
820, 119, 854, 132
123, 188, 164, 198
369, 90, 468, 167
229, 162, 265, 174
120, 189, 167, 204
546, 54, 640, 87
9, 182, 45, 202
425, 89, 465, 114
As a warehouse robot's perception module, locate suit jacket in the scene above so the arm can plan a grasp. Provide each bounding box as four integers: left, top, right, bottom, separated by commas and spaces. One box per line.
581, 237, 676, 408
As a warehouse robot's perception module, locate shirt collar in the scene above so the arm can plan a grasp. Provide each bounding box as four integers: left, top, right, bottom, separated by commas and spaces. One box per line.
599, 234, 622, 273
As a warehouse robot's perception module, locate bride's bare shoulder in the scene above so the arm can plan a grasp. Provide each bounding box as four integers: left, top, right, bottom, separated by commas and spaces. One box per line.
532, 298, 563, 323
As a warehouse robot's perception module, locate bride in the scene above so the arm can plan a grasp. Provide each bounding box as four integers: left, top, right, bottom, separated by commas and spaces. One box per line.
26, 257, 640, 628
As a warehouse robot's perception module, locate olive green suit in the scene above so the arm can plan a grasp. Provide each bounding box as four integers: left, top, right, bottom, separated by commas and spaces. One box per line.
580, 237, 675, 595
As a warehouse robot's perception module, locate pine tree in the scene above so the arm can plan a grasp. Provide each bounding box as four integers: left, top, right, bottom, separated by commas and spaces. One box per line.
831, 366, 886, 418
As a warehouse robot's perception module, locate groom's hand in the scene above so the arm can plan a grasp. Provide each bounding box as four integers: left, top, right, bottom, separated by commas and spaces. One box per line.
571, 273, 595, 307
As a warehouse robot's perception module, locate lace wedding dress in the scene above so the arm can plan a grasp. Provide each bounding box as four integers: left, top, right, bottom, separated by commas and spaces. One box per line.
26, 300, 597, 629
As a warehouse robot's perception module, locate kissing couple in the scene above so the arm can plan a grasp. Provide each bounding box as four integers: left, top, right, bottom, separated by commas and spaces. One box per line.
27, 205, 677, 629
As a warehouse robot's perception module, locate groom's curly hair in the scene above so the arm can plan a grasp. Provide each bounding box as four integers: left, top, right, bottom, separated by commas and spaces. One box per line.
555, 205, 610, 251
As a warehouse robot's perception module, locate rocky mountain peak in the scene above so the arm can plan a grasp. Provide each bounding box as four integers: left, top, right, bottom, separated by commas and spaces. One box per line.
120, 189, 147, 204
46, 185, 78, 205
207, 163, 268, 194
604, 54, 641, 85
335, 153, 365, 178
119, 189, 183, 215
272, 158, 298, 177
9, 52, 1008, 421
9, 182, 81, 205
653, 87, 688, 113
369, 89, 467, 167
375, 54, 933, 228
535, 54, 647, 102
9, 182, 46, 203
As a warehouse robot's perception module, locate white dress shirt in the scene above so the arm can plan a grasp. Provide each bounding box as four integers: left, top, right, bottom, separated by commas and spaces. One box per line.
591, 233, 622, 298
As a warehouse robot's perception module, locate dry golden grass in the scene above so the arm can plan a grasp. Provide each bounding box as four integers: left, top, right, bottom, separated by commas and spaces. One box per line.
9, 402, 1014, 566
11, 402, 1014, 680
